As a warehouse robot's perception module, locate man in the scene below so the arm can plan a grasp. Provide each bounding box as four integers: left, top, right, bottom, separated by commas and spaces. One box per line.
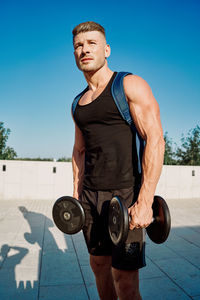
71, 21, 165, 300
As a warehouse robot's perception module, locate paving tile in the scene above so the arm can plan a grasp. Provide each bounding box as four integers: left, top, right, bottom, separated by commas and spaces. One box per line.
191, 226, 200, 234
81, 265, 96, 284
140, 277, 191, 299
166, 232, 200, 253
0, 280, 38, 300
0, 233, 18, 245
177, 248, 200, 270
0, 246, 29, 269
0, 198, 199, 300
40, 250, 84, 286
10, 236, 42, 251
72, 230, 85, 241
0, 243, 10, 267
76, 251, 90, 266
140, 258, 166, 280
86, 283, 99, 300
0, 268, 39, 300
173, 227, 200, 248
146, 242, 179, 262
39, 284, 89, 300
155, 257, 200, 297
18, 249, 42, 268
43, 226, 69, 252
72, 236, 90, 266
0, 219, 22, 233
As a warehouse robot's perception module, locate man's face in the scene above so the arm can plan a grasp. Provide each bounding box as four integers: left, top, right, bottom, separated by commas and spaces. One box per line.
73, 31, 110, 73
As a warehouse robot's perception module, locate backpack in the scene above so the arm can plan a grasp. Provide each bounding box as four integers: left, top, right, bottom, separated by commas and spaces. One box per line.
71, 72, 144, 196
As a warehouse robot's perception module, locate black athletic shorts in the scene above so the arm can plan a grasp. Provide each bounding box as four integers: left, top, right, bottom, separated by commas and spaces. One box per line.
80, 186, 146, 270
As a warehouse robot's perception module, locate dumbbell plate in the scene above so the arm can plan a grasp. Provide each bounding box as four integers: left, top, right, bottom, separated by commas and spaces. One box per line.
52, 196, 85, 234
146, 195, 171, 244
108, 195, 171, 247
108, 196, 129, 246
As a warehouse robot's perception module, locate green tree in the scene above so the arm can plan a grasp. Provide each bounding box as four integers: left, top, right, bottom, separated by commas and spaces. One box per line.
164, 132, 176, 165
0, 122, 17, 160
15, 157, 54, 161
57, 157, 72, 162
175, 125, 200, 165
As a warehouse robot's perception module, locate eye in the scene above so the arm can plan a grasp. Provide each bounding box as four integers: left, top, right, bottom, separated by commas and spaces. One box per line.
74, 44, 82, 50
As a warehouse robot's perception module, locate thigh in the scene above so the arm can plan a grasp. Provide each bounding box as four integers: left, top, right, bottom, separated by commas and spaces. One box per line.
112, 268, 139, 285
112, 228, 146, 270
111, 187, 146, 270
80, 189, 113, 256
112, 268, 140, 299
90, 255, 112, 272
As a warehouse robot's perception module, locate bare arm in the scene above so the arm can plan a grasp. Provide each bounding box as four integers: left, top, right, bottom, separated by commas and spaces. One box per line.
72, 123, 85, 199
124, 75, 165, 229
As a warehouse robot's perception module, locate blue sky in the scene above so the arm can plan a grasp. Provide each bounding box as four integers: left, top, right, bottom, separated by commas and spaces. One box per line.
0, 0, 199, 159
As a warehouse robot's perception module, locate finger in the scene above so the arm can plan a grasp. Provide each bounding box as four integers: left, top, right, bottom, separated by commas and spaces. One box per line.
130, 222, 148, 230
129, 221, 136, 230
129, 223, 140, 230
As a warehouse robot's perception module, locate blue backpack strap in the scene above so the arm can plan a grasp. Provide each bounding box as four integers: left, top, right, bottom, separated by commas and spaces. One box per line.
111, 72, 133, 126
111, 72, 144, 175
71, 87, 88, 116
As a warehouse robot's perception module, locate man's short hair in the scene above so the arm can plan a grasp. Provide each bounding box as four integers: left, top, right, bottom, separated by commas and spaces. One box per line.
72, 21, 106, 41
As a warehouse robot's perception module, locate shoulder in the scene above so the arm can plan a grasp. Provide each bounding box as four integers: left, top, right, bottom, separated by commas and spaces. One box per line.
123, 74, 152, 104
73, 86, 89, 102
123, 75, 156, 106
72, 86, 89, 114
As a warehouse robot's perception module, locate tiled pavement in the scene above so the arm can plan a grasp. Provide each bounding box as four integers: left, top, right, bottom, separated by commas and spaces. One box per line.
0, 198, 199, 300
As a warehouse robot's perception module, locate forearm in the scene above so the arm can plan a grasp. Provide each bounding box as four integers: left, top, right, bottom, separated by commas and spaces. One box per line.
72, 146, 85, 199
124, 75, 165, 227
138, 135, 165, 205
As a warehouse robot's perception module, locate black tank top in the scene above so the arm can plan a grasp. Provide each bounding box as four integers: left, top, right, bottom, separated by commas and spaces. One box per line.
74, 72, 136, 190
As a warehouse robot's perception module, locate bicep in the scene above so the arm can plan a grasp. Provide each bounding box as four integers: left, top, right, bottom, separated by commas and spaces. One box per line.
124, 76, 163, 142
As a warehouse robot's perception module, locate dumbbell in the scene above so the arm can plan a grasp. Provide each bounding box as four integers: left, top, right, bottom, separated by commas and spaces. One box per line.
108, 195, 171, 246
52, 196, 85, 234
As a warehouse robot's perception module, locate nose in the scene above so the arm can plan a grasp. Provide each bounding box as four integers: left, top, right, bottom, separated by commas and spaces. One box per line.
81, 43, 90, 54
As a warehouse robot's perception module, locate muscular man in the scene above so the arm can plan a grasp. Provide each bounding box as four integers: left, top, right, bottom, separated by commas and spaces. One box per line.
71, 21, 165, 300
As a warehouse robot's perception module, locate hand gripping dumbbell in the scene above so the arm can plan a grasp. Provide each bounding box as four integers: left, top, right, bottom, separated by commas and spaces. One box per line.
52, 196, 85, 234
108, 195, 171, 246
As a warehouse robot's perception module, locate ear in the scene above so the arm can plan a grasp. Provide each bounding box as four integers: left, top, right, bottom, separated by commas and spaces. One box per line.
105, 44, 111, 58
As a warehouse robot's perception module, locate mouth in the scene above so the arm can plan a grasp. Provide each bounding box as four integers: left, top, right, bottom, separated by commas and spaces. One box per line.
81, 57, 93, 63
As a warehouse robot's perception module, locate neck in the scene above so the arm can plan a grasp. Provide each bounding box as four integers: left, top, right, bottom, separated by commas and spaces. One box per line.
83, 65, 113, 91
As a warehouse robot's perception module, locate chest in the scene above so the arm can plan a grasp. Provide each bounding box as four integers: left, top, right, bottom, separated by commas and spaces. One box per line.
79, 87, 106, 105
74, 92, 123, 128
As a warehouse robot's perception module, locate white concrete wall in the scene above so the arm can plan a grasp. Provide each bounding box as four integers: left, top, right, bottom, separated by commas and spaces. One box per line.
0, 160, 73, 201
155, 165, 200, 199
0, 160, 199, 200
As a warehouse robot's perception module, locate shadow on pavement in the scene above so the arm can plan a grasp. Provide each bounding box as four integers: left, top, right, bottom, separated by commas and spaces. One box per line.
0, 206, 70, 300
0, 203, 199, 300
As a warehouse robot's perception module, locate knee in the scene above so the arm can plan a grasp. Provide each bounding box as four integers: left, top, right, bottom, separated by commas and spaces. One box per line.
112, 269, 140, 298
113, 271, 132, 291
90, 256, 111, 276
